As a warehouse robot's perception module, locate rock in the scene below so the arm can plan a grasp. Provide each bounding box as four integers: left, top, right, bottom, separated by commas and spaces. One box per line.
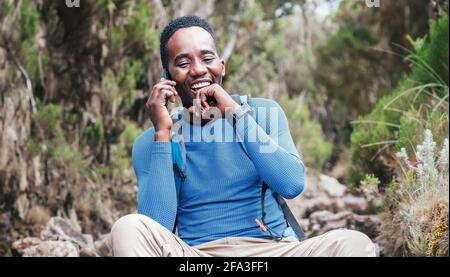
95, 234, 113, 257
298, 218, 310, 233
301, 174, 321, 198
291, 194, 333, 218
352, 214, 382, 238
40, 216, 97, 256
318, 175, 347, 197
290, 193, 370, 218
342, 195, 368, 213
12, 216, 101, 257
13, 237, 79, 257
307, 210, 381, 239
0, 45, 33, 238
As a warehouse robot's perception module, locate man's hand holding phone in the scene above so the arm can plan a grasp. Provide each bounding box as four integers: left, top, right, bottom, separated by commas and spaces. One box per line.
146, 78, 178, 141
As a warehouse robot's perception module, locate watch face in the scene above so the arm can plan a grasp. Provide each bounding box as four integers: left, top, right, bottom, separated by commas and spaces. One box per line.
228, 102, 252, 127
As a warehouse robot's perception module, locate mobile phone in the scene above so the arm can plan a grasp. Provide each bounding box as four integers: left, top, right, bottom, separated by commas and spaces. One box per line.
163, 68, 171, 80
163, 69, 172, 108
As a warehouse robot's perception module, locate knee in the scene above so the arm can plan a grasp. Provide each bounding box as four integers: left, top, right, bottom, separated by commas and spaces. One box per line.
111, 214, 157, 235
326, 229, 378, 257
111, 214, 158, 244
110, 214, 161, 257
112, 214, 139, 236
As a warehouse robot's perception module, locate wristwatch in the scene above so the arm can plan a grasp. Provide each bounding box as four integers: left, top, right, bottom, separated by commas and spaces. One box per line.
228, 102, 253, 127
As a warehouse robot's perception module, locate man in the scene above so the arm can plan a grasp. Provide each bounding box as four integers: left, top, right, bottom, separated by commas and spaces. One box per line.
111, 15, 377, 257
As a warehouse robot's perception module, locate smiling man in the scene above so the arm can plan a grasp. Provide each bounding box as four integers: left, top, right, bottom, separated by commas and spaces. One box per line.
110, 16, 377, 257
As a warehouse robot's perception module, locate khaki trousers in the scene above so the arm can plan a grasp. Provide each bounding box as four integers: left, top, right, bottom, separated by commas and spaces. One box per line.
111, 214, 378, 257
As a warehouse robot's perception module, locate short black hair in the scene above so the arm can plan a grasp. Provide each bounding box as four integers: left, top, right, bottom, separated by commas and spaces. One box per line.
159, 15, 219, 71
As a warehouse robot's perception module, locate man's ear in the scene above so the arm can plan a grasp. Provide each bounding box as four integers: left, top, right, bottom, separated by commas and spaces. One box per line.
220, 58, 226, 77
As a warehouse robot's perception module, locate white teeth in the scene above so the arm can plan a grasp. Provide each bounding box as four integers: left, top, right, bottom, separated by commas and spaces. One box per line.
191, 82, 211, 89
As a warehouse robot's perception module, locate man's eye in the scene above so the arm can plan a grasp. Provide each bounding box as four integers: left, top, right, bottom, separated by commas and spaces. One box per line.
178, 63, 189, 68
203, 57, 215, 63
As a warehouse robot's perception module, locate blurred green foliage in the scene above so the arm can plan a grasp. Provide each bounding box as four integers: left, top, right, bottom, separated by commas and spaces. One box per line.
17, 0, 49, 84
312, 0, 431, 154
350, 15, 449, 185
108, 1, 158, 55
84, 122, 105, 144
32, 101, 89, 184
278, 94, 333, 170
112, 121, 142, 175
19, 0, 40, 41
1, 0, 13, 18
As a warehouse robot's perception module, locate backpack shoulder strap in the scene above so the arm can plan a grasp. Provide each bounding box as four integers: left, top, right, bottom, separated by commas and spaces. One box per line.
237, 96, 305, 241
171, 112, 186, 233
260, 182, 307, 241
275, 194, 306, 241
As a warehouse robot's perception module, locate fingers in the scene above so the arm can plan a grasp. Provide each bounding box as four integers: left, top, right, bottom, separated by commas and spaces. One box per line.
193, 95, 203, 117
160, 88, 177, 104
196, 90, 214, 118
151, 83, 178, 105
196, 90, 209, 108
159, 77, 176, 86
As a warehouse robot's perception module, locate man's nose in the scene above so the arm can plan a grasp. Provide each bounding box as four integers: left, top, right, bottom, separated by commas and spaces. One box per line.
190, 60, 207, 76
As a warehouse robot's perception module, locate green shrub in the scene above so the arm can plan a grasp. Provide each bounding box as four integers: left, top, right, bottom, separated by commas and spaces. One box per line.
20, 0, 39, 41
119, 122, 142, 155
101, 59, 143, 120
36, 101, 62, 137
108, 1, 158, 54
18, 1, 49, 84
350, 15, 449, 185
278, 94, 333, 170
1, 0, 13, 17
84, 122, 104, 144
314, 23, 381, 117
111, 121, 142, 175
51, 141, 89, 183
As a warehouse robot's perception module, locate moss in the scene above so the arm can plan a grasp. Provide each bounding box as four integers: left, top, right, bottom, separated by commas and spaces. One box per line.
26, 139, 42, 158
20, 0, 40, 41
89, 165, 112, 183
34, 101, 89, 184
101, 57, 145, 119
19, 40, 50, 86
19, 39, 37, 81
121, 58, 144, 110
119, 122, 142, 154
84, 121, 104, 144
36, 101, 62, 137
109, 25, 127, 51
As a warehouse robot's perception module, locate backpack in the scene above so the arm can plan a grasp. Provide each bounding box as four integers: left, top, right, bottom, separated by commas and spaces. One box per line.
170, 95, 306, 241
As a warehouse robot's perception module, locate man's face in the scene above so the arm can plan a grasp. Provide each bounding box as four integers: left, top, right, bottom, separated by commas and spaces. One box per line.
166, 26, 225, 109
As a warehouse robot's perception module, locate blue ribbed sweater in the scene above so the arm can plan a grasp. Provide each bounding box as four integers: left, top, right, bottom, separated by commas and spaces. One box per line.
132, 98, 305, 246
